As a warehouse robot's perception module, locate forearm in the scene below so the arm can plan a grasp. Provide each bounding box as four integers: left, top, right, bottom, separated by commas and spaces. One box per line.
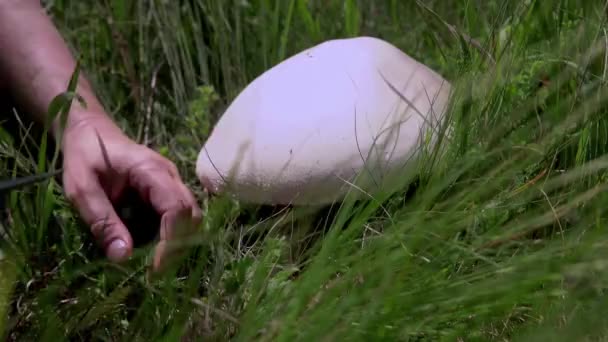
0, 0, 111, 140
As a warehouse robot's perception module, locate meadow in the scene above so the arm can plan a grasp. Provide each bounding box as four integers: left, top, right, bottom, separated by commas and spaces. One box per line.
2, 0, 608, 340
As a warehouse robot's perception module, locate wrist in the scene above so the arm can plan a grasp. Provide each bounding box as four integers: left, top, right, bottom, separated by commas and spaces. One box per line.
53, 108, 126, 149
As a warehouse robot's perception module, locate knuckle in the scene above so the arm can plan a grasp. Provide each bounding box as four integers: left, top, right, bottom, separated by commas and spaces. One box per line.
171, 199, 190, 212
64, 188, 78, 203
64, 183, 89, 203
90, 217, 114, 241
163, 159, 180, 176
145, 155, 177, 174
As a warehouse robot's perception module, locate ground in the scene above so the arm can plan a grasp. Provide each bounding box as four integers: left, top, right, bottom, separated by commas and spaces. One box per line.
2, 0, 608, 341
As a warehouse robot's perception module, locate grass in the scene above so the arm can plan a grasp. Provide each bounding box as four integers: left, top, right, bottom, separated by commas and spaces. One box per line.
2, 0, 608, 340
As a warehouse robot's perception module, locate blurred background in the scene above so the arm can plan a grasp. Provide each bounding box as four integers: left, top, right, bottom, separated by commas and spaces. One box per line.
2, 0, 608, 340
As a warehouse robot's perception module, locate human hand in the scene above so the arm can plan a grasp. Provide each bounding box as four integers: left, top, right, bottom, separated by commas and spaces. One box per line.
59, 114, 202, 271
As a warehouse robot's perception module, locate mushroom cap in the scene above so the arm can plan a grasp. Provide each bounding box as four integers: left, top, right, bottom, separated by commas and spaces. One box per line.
196, 36, 452, 205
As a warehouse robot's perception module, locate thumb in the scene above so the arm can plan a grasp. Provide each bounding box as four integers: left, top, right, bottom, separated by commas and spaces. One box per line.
66, 179, 134, 262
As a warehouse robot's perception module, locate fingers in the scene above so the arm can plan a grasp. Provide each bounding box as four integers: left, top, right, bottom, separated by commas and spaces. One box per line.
152, 206, 197, 272
129, 160, 202, 271
176, 181, 203, 223
64, 174, 133, 262
130, 165, 199, 220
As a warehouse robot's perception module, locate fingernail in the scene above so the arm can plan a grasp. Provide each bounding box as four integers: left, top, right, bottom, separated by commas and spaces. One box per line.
108, 239, 128, 262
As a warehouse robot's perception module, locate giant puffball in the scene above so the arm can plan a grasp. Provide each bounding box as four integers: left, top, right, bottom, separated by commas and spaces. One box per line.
196, 36, 452, 205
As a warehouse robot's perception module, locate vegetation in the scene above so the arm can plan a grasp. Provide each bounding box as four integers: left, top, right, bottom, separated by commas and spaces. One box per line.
2, 0, 608, 340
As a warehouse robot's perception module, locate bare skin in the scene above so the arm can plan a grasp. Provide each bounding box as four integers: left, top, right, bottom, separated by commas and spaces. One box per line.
0, 0, 202, 271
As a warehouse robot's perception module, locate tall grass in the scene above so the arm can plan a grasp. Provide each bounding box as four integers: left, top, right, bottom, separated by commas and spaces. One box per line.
2, 0, 608, 340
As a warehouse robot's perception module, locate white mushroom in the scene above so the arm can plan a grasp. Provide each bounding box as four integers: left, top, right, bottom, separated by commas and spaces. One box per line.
196, 36, 452, 206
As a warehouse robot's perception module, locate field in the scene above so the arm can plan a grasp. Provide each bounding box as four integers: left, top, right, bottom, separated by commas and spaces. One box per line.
2, 0, 608, 340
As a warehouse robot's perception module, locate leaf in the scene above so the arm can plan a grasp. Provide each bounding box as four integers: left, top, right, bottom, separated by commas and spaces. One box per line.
0, 169, 63, 193
78, 285, 133, 331
343, 0, 360, 37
